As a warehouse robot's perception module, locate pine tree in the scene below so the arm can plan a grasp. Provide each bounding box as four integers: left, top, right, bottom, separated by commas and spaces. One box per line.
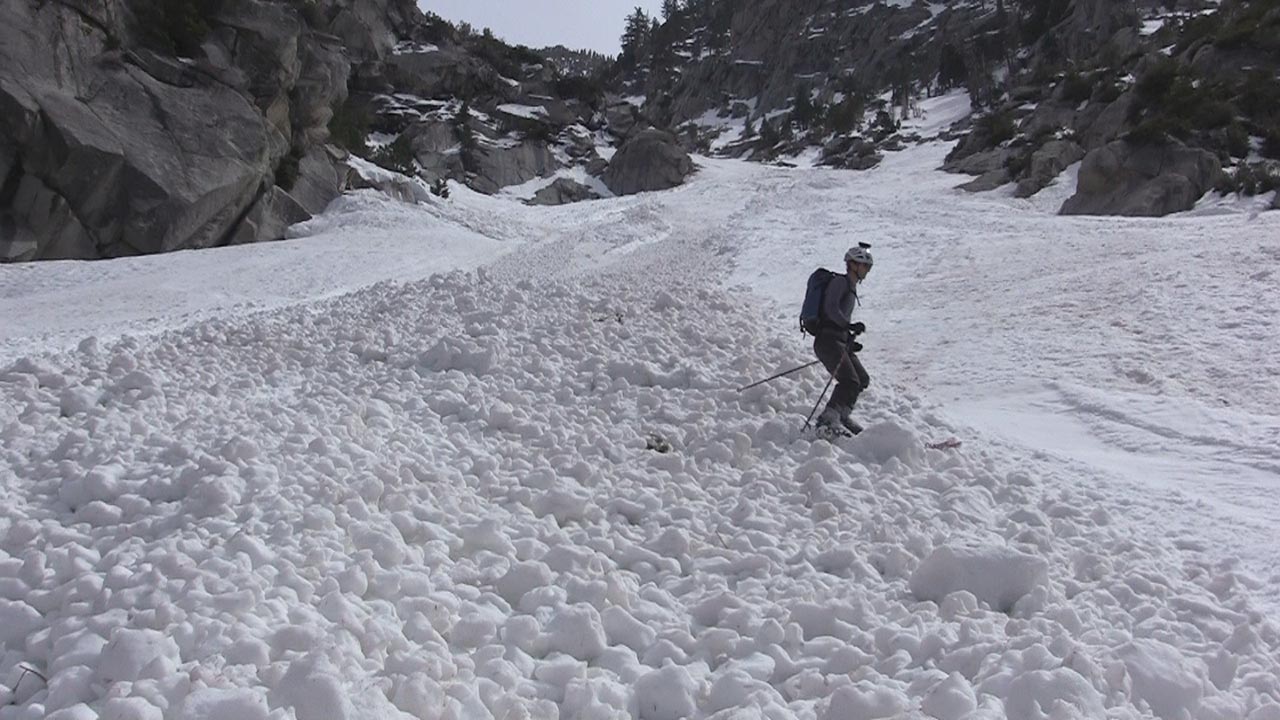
793, 85, 816, 129
454, 101, 477, 172
620, 7, 652, 68
662, 0, 680, 21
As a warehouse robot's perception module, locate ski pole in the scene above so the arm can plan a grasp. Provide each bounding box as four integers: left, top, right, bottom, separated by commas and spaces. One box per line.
802, 367, 837, 431
737, 360, 822, 392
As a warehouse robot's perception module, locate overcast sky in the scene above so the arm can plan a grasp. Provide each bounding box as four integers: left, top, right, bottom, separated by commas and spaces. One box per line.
420, 1, 665, 55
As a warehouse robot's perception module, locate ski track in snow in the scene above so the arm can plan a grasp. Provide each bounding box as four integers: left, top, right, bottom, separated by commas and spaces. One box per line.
3, 127, 1280, 718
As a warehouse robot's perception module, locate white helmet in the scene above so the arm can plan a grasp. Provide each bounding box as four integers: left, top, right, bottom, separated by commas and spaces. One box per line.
844, 243, 873, 267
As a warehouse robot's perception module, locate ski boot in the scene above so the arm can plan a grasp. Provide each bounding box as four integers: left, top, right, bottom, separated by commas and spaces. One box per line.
814, 408, 853, 439
839, 414, 863, 436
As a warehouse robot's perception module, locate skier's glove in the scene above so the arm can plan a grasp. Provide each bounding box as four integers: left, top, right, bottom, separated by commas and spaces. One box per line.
846, 340, 863, 353
849, 321, 866, 336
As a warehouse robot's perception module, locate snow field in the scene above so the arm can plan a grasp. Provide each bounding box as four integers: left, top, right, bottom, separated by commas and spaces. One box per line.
4, 267, 1280, 720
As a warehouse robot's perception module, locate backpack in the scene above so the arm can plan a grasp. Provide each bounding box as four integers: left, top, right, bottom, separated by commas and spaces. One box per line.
799, 268, 838, 335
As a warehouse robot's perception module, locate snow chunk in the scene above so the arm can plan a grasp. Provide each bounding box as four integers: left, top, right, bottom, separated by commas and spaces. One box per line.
420, 337, 496, 374
545, 604, 607, 660
59, 386, 100, 416
909, 545, 1048, 612
100, 697, 163, 720
1119, 639, 1208, 720
822, 683, 907, 719
495, 561, 553, 606
850, 421, 923, 465
179, 688, 270, 720
95, 628, 181, 684
0, 599, 42, 647
1004, 668, 1104, 719
635, 663, 698, 720
269, 654, 349, 720
921, 672, 978, 720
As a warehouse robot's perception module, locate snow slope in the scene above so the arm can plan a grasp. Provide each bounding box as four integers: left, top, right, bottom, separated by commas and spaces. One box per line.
2, 132, 1280, 720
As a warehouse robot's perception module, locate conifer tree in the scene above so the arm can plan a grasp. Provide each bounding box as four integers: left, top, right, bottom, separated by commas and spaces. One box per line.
620, 7, 652, 68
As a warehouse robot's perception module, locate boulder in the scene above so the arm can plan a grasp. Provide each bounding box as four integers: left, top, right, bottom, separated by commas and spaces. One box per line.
818, 136, 881, 170
528, 178, 602, 206
958, 168, 1011, 193
1014, 140, 1085, 198
1061, 140, 1223, 216
603, 129, 695, 196
605, 100, 646, 139
943, 147, 1011, 176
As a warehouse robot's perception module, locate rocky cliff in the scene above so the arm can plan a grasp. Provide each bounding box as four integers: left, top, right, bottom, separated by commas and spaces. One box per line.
0, 0, 694, 262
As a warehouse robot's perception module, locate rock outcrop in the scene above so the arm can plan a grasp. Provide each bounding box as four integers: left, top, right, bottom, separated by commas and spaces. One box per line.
529, 178, 602, 206
1014, 140, 1086, 198
603, 130, 695, 196
1061, 141, 1223, 216
0, 0, 361, 261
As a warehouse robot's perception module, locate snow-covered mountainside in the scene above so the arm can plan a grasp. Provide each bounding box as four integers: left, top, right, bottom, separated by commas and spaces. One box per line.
613, 0, 1280, 216
2, 116, 1280, 719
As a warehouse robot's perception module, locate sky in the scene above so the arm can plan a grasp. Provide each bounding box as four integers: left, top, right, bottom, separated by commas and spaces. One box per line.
420, 0, 665, 55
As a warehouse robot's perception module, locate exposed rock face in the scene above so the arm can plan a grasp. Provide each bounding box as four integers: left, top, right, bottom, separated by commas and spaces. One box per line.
1, 52, 275, 259
0, 0, 359, 261
469, 140, 558, 195
603, 130, 695, 196
1061, 141, 1223, 216
384, 46, 511, 101
1014, 140, 1086, 198
529, 178, 602, 206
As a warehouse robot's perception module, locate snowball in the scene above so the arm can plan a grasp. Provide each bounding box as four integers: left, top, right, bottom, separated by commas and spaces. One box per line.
909, 545, 1048, 612
179, 688, 269, 720
1118, 639, 1207, 720
635, 663, 698, 720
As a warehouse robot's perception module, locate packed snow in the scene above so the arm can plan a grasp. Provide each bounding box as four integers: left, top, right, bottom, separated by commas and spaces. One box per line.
2, 124, 1280, 720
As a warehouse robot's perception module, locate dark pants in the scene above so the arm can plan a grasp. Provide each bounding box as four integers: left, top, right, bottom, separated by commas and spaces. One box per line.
814, 332, 870, 416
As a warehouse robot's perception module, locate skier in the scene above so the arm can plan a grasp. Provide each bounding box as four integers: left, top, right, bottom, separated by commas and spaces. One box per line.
813, 244, 872, 436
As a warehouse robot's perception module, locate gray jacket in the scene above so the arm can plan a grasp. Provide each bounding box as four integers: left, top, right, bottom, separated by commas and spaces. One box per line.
821, 274, 857, 331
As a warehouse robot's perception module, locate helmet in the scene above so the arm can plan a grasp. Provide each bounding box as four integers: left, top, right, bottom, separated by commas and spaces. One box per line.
844, 243, 873, 267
